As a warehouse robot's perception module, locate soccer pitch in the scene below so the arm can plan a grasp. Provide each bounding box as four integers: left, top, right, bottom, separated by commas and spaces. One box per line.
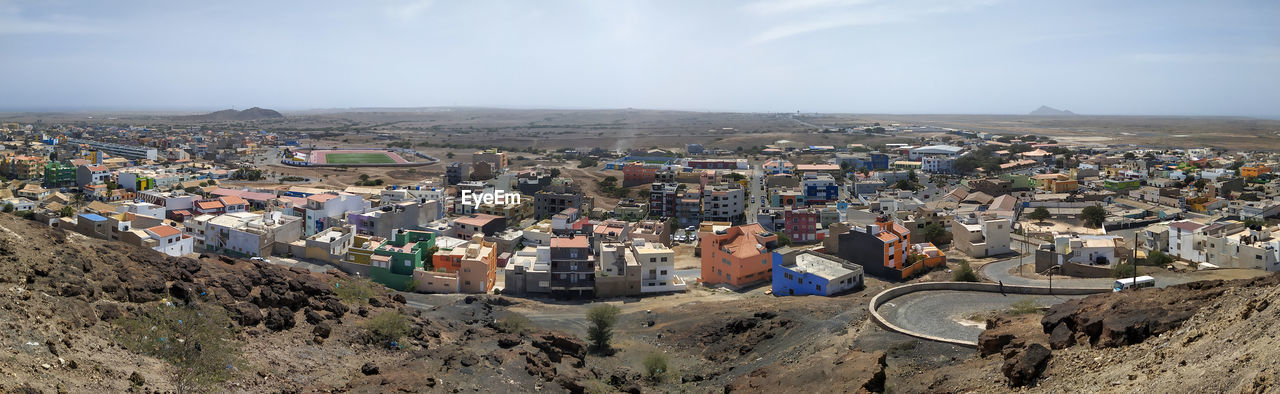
323, 152, 396, 164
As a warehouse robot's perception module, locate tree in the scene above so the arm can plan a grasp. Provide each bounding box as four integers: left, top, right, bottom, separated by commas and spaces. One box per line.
1111, 263, 1136, 278
585, 304, 621, 353
1027, 207, 1051, 222
578, 158, 598, 168
59, 205, 75, 217
922, 223, 947, 245
774, 231, 792, 247
1, 203, 12, 213
1123, 152, 1136, 160
893, 179, 914, 191
549, 168, 561, 178
446, 152, 455, 159
952, 260, 978, 282
1143, 250, 1174, 266
1080, 204, 1107, 228
116, 302, 240, 394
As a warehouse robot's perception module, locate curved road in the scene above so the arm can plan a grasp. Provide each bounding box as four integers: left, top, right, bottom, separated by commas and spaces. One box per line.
876, 290, 1085, 342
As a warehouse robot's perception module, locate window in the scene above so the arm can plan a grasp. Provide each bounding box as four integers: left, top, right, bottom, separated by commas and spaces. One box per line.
660, 270, 667, 275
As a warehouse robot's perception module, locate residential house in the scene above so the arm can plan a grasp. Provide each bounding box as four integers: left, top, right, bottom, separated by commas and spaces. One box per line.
699, 223, 778, 289
772, 249, 864, 297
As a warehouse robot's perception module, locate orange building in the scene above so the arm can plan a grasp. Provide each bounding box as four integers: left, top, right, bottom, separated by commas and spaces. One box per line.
699, 223, 779, 288
426, 234, 498, 293
1241, 166, 1271, 179
622, 162, 659, 186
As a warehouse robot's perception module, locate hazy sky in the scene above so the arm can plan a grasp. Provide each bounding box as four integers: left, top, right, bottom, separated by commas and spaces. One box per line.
2, 0, 1278, 116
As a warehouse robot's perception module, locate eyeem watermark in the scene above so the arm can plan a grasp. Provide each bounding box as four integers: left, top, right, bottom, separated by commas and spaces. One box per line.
461, 189, 521, 210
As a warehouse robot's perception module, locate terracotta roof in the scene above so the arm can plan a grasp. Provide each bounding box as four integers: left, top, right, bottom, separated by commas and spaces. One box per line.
146, 225, 181, 238
1170, 221, 1204, 232
218, 195, 248, 206
196, 200, 224, 210
456, 214, 500, 227
551, 236, 589, 248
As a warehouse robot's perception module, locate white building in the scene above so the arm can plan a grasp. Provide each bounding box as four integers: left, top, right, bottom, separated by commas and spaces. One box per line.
952, 215, 1013, 258
301, 192, 369, 236
143, 225, 193, 257
908, 145, 964, 160
1169, 220, 1206, 264
116, 201, 166, 218
190, 211, 303, 258
631, 239, 686, 293
702, 184, 745, 222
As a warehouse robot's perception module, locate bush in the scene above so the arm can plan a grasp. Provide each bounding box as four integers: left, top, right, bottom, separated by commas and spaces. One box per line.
497, 312, 532, 335
1008, 298, 1043, 314
1111, 263, 1137, 278
115, 302, 240, 393
952, 260, 978, 282
1080, 204, 1107, 228
585, 304, 621, 353
1027, 207, 1051, 222
1142, 250, 1174, 266
334, 279, 381, 304
363, 311, 411, 345
643, 352, 669, 382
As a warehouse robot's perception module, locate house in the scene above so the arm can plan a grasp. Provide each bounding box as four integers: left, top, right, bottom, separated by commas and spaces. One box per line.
301, 192, 369, 236
504, 246, 552, 295
772, 249, 864, 297
141, 225, 194, 257
455, 213, 506, 238
370, 229, 436, 291
699, 223, 779, 289
594, 241, 642, 297
834, 216, 945, 280
952, 215, 1013, 258
193, 199, 226, 215
16, 184, 50, 200
549, 235, 595, 298
762, 159, 796, 175
632, 239, 685, 293
1, 197, 34, 212
421, 234, 498, 294
1033, 173, 1079, 193
302, 225, 355, 264
801, 172, 839, 205
1168, 220, 1206, 264
782, 207, 820, 244
197, 211, 304, 258
701, 184, 745, 223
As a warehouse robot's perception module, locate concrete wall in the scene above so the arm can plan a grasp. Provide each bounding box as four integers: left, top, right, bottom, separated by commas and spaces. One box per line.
868, 281, 1108, 348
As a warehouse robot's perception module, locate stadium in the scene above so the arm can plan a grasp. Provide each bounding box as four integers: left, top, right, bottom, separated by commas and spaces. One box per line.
281, 149, 435, 167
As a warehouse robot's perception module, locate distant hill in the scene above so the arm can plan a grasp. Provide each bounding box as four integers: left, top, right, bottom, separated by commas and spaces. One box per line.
1029, 105, 1076, 116
176, 107, 283, 121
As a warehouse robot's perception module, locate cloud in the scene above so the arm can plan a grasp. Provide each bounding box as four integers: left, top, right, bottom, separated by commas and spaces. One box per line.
744, 0, 1003, 44
384, 0, 435, 22
0, 2, 102, 35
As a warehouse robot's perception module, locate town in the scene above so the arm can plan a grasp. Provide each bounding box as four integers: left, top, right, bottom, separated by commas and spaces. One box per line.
4, 1, 1280, 392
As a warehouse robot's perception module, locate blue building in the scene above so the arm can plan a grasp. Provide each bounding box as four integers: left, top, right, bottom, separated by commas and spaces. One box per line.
801, 173, 839, 204
771, 249, 864, 297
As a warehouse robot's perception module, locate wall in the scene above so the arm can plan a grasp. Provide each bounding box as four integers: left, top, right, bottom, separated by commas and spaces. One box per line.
868, 282, 1108, 347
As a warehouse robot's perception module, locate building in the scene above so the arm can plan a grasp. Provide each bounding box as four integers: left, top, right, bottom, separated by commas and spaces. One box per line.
613, 199, 648, 221
1033, 173, 1079, 193
472, 149, 509, 173
701, 184, 745, 223
801, 172, 839, 205
622, 162, 660, 186
69, 138, 158, 160
347, 199, 442, 238
301, 192, 368, 236
952, 215, 1013, 258
594, 241, 642, 298
196, 211, 303, 258
632, 239, 686, 293
504, 246, 552, 296
700, 223, 779, 289
908, 145, 964, 161
445, 162, 471, 185
782, 208, 819, 244
834, 216, 946, 280
421, 234, 498, 293
303, 225, 355, 263
43, 162, 76, 188
370, 229, 436, 291
455, 213, 506, 238
648, 183, 680, 218
549, 235, 595, 298
1, 155, 47, 180
771, 249, 864, 296
140, 224, 194, 257
1169, 220, 1206, 264
533, 188, 592, 220
75, 164, 112, 187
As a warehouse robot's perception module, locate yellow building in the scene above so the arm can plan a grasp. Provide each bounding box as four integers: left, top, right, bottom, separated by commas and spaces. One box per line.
1241, 166, 1270, 179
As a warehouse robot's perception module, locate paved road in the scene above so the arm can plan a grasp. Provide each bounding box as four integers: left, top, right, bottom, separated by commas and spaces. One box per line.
876, 290, 1085, 342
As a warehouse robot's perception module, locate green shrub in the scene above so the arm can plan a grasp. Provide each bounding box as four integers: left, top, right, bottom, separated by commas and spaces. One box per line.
952, 260, 978, 282
1008, 298, 1043, 314
497, 312, 532, 335
1112, 263, 1137, 278
363, 311, 412, 344
586, 304, 621, 352
115, 302, 240, 393
643, 352, 669, 382
335, 278, 381, 304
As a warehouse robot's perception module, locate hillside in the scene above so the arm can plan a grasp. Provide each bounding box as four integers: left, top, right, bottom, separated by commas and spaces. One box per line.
175, 107, 284, 121
0, 213, 599, 393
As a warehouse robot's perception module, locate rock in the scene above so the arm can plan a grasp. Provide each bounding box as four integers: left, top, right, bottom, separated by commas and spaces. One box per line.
95, 303, 124, 321
129, 371, 145, 386
1002, 343, 1052, 387
497, 335, 522, 349
1049, 323, 1075, 350
368, 297, 384, 308
264, 307, 295, 331
361, 362, 380, 375
168, 281, 202, 304
304, 308, 325, 325
313, 322, 332, 339
392, 293, 407, 304
233, 303, 262, 327
532, 333, 587, 363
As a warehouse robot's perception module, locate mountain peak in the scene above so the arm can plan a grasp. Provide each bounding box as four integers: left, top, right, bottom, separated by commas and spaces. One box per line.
1030, 105, 1076, 116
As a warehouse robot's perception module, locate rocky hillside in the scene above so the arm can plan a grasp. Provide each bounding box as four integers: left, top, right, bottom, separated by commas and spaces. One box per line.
902, 274, 1280, 392
0, 214, 606, 393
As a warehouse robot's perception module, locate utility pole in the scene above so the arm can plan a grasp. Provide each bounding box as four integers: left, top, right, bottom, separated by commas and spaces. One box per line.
1131, 231, 1139, 290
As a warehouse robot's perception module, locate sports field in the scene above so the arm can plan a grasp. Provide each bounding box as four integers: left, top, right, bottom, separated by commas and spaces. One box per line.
323, 152, 397, 164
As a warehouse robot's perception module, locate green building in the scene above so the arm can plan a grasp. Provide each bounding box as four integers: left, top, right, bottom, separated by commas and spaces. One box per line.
1103, 179, 1141, 191
370, 229, 436, 290
43, 161, 76, 188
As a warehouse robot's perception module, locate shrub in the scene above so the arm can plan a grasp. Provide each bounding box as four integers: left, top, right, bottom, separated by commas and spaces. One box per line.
585, 304, 621, 352
952, 260, 978, 282
1142, 250, 1174, 266
363, 311, 411, 345
497, 312, 532, 335
334, 279, 381, 304
643, 352, 669, 382
1009, 298, 1043, 314
1111, 263, 1137, 278
115, 302, 240, 393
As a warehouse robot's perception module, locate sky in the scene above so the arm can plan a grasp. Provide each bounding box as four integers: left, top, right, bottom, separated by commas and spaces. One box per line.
1, 0, 1278, 116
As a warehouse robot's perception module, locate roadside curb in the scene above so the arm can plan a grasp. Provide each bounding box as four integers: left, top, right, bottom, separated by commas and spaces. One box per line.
867, 281, 1109, 348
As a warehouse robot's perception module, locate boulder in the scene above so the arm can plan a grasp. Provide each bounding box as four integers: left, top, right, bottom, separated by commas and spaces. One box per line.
1049, 323, 1074, 350
233, 303, 262, 327
264, 307, 295, 331
361, 362, 379, 375
1002, 343, 1051, 387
